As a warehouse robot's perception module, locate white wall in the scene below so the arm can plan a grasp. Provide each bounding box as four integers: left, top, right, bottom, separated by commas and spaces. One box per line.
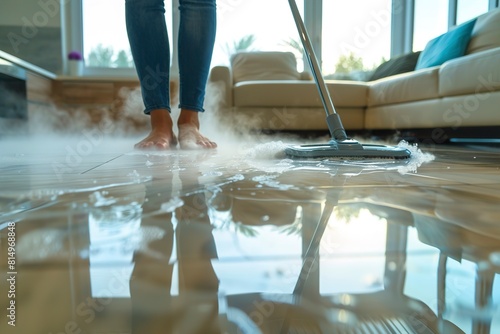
1, 0, 61, 27
0, 0, 63, 72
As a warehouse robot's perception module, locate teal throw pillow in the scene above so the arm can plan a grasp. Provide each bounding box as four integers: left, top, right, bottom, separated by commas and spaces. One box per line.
415, 18, 477, 70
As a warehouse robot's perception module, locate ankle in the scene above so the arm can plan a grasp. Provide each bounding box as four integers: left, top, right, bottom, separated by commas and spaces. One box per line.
178, 109, 200, 128
150, 109, 173, 130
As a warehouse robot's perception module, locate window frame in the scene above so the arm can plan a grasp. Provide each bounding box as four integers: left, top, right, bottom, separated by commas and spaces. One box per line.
62, 0, 498, 78
62, 0, 178, 78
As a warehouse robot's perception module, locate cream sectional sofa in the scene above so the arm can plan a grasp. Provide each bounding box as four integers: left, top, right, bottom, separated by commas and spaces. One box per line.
209, 7, 500, 139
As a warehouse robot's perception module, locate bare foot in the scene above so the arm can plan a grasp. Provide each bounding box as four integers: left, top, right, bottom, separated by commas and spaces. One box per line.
178, 109, 217, 150
135, 109, 178, 150
135, 130, 178, 150
178, 125, 217, 149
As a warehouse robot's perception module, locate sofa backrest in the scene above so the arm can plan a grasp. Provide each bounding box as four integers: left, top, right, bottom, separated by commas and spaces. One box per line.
230, 51, 300, 84
466, 6, 500, 54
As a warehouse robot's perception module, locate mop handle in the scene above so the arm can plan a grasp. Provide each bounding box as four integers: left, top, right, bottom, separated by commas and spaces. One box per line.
288, 0, 338, 118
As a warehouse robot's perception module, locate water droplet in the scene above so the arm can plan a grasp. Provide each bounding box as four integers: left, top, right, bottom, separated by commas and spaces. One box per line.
160, 197, 184, 212
202, 171, 223, 177
387, 261, 397, 271
490, 252, 500, 265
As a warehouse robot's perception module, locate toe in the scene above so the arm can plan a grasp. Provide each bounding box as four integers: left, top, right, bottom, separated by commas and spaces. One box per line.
204, 141, 217, 149
134, 141, 147, 149
154, 140, 169, 149
197, 139, 216, 149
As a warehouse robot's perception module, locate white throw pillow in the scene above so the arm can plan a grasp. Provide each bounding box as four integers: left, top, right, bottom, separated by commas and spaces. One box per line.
231, 51, 300, 84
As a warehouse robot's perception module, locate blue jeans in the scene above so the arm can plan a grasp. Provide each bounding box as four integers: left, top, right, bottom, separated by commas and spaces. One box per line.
126, 0, 216, 114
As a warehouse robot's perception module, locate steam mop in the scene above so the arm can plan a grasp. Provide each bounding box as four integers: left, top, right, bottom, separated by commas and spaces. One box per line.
285, 0, 411, 159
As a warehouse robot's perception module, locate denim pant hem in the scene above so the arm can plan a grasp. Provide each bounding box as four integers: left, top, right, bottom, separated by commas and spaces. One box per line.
144, 106, 172, 115
178, 104, 205, 112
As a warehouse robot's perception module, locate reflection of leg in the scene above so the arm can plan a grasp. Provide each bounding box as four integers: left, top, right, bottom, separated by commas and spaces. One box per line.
176, 192, 219, 291
177, 220, 219, 290
384, 222, 408, 293
130, 179, 175, 333
130, 225, 175, 333
177, 0, 217, 149
125, 0, 176, 150
437, 253, 447, 321
176, 178, 220, 333
474, 270, 495, 334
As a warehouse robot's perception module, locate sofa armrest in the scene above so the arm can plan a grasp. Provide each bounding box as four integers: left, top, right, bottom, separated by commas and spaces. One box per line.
439, 47, 500, 96
299, 71, 313, 80
209, 65, 233, 107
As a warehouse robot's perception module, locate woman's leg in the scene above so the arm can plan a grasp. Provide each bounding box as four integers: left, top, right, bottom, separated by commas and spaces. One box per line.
177, 0, 217, 149
126, 0, 177, 149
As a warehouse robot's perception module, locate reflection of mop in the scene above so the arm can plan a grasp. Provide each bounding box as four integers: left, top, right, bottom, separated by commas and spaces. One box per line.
285, 0, 411, 159
279, 195, 438, 334
277, 188, 343, 334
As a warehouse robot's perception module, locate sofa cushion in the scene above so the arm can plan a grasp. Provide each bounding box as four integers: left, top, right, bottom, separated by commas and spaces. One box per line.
415, 18, 477, 70
365, 92, 500, 129
233, 80, 368, 108
232, 107, 366, 130
369, 51, 421, 81
368, 67, 440, 107
467, 7, 500, 54
439, 47, 500, 96
231, 52, 300, 84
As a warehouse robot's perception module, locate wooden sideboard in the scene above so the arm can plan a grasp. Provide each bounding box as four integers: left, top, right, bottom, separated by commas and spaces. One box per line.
1, 51, 180, 135
26, 75, 154, 134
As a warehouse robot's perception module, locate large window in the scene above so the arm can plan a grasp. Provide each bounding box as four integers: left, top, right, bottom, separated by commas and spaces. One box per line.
64, 0, 498, 78
83, 1, 128, 68
413, 0, 491, 52
413, 0, 448, 52
82, 0, 172, 69
80, 0, 300, 72
322, 0, 392, 80
212, 0, 304, 69
457, 0, 489, 24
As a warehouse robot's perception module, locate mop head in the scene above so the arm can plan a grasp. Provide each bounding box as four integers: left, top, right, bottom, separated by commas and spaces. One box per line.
285, 138, 411, 159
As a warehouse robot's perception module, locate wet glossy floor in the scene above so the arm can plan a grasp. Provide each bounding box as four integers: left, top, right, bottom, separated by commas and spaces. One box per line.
1, 135, 499, 334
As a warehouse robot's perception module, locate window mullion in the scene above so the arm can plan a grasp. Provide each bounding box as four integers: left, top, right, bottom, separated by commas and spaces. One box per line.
61, 0, 84, 75
391, 0, 414, 57
404, 0, 415, 53
171, 0, 180, 78
303, 0, 322, 72
448, 0, 458, 28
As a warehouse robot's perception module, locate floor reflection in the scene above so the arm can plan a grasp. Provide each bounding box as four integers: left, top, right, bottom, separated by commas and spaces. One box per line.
129, 156, 220, 334
0, 139, 499, 334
